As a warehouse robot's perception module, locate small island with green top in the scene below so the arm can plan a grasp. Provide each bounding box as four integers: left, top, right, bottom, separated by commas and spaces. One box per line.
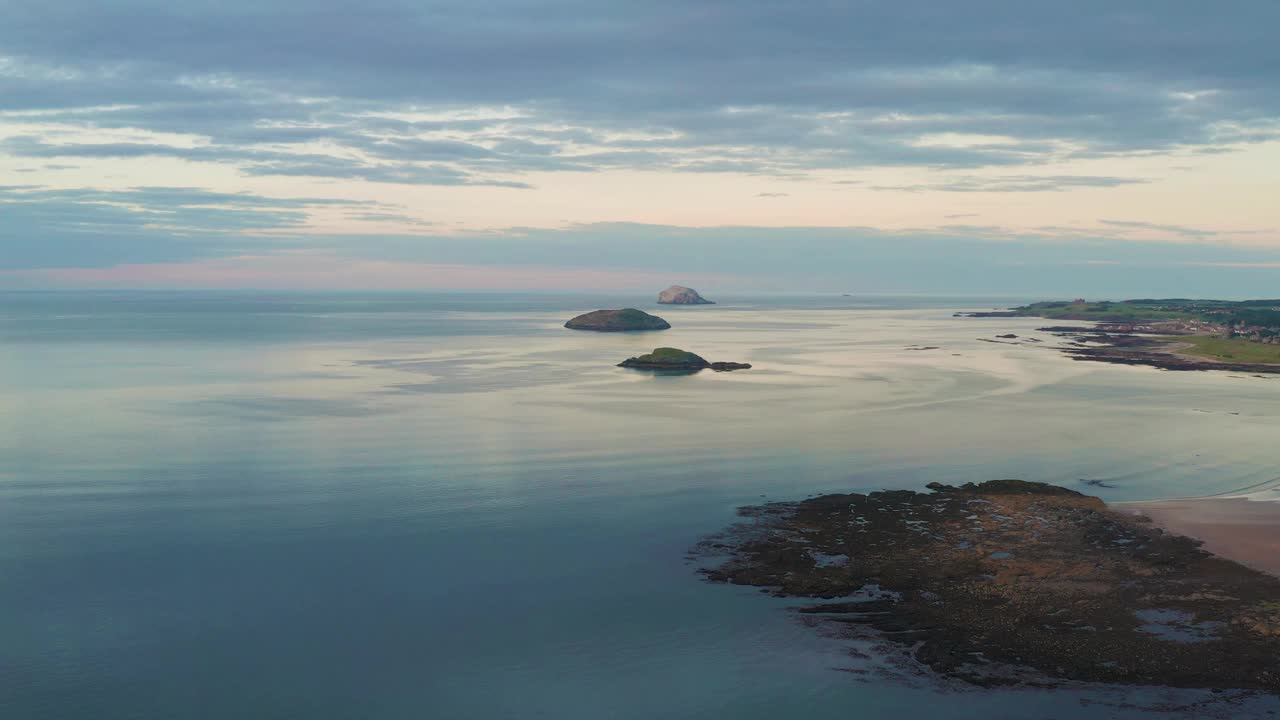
962, 298, 1280, 372
618, 347, 751, 372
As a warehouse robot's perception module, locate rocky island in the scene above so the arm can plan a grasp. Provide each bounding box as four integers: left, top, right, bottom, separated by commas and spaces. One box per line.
657, 285, 715, 305
698, 480, 1280, 691
618, 347, 751, 372
564, 308, 671, 332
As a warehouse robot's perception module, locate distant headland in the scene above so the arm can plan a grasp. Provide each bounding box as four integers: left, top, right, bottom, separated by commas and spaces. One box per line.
961, 298, 1280, 373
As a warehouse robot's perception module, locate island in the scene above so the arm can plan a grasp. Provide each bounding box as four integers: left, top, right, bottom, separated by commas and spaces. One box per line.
618, 347, 751, 372
698, 480, 1280, 691
961, 299, 1280, 373
564, 308, 671, 332
657, 285, 715, 305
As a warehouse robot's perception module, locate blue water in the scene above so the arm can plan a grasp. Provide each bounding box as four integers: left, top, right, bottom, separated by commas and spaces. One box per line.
3, 291, 1278, 719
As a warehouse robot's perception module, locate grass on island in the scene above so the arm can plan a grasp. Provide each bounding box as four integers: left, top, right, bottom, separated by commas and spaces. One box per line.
1018, 301, 1192, 322
1173, 336, 1280, 364
634, 347, 706, 363
615, 308, 656, 321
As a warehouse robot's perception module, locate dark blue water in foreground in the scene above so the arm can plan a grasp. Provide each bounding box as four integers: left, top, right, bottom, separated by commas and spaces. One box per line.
2, 291, 1278, 719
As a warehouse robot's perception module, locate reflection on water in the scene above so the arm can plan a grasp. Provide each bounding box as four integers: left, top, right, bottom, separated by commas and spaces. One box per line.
2, 292, 1278, 719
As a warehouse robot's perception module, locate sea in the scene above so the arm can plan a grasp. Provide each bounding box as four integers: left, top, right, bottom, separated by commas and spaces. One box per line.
2, 291, 1279, 719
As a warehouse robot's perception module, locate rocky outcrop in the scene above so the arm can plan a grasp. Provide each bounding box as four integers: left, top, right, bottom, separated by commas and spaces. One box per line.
618, 348, 752, 372
618, 348, 709, 370
698, 479, 1280, 691
564, 309, 670, 332
657, 285, 714, 305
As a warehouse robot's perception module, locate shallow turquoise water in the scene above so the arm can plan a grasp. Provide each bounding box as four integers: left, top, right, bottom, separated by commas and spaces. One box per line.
2, 291, 1278, 719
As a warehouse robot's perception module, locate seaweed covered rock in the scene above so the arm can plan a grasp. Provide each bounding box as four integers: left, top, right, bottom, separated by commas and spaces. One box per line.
698, 480, 1280, 690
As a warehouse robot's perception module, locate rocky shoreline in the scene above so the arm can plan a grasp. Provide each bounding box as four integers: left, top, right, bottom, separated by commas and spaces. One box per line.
960, 300, 1280, 374
1041, 327, 1280, 374
697, 480, 1280, 691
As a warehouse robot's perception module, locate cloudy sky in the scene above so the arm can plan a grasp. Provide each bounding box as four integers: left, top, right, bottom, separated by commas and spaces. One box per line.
3, 0, 1279, 295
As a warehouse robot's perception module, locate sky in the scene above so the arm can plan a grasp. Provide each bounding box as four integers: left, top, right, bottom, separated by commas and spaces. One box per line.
2, 0, 1279, 296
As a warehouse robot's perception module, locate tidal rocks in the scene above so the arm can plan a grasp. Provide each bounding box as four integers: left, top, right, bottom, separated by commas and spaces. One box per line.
618, 348, 752, 372
1041, 329, 1280, 374
657, 285, 715, 305
565, 308, 670, 332
698, 479, 1280, 691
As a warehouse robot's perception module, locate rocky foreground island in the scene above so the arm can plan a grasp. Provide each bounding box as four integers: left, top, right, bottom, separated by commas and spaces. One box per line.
618, 347, 751, 372
699, 480, 1280, 691
657, 285, 715, 305
564, 308, 671, 332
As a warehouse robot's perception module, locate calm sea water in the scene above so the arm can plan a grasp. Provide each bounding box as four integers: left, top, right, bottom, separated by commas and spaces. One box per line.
3, 291, 1279, 719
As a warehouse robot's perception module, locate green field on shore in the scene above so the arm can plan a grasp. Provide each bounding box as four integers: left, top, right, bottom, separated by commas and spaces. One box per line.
1013, 299, 1280, 325
1174, 336, 1280, 364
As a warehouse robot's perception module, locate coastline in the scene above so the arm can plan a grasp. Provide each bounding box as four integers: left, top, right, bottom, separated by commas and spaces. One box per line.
1121, 496, 1280, 578
988, 324, 1280, 374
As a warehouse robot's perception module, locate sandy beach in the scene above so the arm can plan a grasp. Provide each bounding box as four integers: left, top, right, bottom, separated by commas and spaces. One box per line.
1121, 497, 1280, 577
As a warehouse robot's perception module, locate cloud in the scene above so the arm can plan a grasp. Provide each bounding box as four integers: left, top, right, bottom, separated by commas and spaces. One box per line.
1098, 219, 1216, 239
872, 175, 1151, 193
1185, 262, 1280, 268
2, 1, 1279, 187
2, 253, 739, 292
3, 1, 1279, 294
9, 226, 1280, 298
5, 184, 1278, 280
1, 135, 533, 187
0, 184, 408, 267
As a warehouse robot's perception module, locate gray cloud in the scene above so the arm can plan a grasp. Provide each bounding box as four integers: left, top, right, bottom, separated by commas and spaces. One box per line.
0, 184, 406, 267
1098, 219, 1218, 239
2, 1, 1278, 188
872, 175, 1152, 193
6, 200, 1280, 298
1, 135, 532, 187
3, 0, 1280, 287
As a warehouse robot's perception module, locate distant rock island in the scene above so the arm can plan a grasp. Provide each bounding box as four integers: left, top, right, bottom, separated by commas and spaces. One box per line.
657, 285, 714, 305
564, 308, 671, 332
618, 347, 751, 372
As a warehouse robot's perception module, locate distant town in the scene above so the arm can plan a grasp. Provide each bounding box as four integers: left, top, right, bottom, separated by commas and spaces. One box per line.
1005, 299, 1280, 344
